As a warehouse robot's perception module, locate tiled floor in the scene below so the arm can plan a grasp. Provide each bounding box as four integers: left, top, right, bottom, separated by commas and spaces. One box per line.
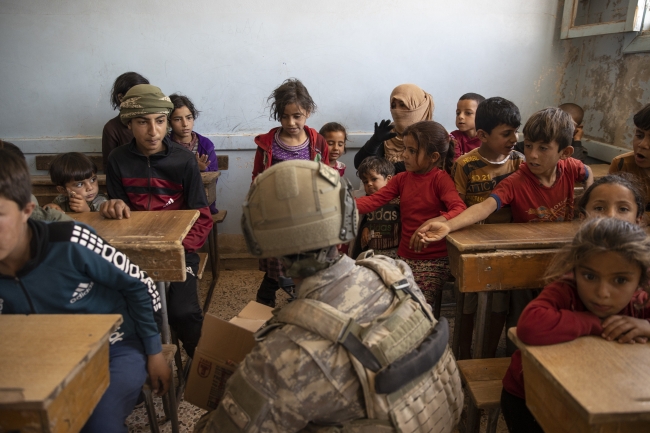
126, 269, 508, 432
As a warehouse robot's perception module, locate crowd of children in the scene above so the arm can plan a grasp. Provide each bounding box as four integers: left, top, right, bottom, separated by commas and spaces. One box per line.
2, 68, 650, 432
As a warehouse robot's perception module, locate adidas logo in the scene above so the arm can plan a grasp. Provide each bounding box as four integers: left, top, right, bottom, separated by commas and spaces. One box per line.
109, 330, 125, 345
70, 282, 94, 304
163, 198, 175, 208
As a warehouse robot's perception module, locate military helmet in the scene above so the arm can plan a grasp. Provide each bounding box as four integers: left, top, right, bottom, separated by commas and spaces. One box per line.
242, 160, 358, 258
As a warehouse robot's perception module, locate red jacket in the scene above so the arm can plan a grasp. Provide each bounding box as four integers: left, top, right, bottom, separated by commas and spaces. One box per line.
502, 279, 650, 399
451, 130, 482, 161
106, 138, 213, 253
252, 126, 329, 181
355, 168, 466, 259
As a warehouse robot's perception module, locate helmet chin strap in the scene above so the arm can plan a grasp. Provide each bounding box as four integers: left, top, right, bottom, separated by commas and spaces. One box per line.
283, 246, 340, 278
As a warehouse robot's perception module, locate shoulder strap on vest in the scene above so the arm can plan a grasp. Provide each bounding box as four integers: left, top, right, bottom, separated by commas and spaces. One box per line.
273, 299, 383, 372
355, 251, 433, 321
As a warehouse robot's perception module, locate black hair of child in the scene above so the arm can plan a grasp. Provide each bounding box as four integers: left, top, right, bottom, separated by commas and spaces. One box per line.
357, 156, 395, 180
475, 97, 521, 135
110, 72, 150, 110
402, 120, 455, 175
459, 93, 486, 105
578, 173, 647, 219
559, 102, 585, 126
49, 153, 98, 187
319, 122, 348, 154
523, 107, 574, 151
170, 93, 200, 119
0, 148, 31, 209
634, 103, 650, 131
267, 78, 317, 121
0, 139, 25, 161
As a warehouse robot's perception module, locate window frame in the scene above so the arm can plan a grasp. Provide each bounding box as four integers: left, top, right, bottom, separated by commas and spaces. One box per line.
560, 0, 647, 39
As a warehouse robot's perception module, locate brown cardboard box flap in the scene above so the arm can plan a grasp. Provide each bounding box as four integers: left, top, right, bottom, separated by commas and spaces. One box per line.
197, 315, 254, 365
235, 301, 275, 320
185, 301, 274, 411
228, 301, 274, 333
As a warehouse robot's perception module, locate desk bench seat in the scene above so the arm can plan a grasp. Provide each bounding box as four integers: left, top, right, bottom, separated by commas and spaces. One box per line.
35, 154, 229, 172
457, 357, 511, 433
32, 172, 220, 209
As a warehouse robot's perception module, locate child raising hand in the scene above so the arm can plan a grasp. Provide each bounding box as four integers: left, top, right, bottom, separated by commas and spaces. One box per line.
501, 218, 650, 433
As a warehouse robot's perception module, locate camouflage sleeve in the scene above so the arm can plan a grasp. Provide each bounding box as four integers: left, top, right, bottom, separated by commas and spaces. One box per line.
89, 194, 109, 212
197, 330, 365, 433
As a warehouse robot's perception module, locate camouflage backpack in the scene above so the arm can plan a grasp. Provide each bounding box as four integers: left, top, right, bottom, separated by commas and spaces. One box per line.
268, 252, 463, 433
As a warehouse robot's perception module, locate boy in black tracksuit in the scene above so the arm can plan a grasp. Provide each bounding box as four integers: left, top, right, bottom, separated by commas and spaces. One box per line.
0, 149, 170, 432
101, 84, 213, 358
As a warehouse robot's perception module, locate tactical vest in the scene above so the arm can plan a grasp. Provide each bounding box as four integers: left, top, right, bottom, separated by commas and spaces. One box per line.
256, 252, 463, 433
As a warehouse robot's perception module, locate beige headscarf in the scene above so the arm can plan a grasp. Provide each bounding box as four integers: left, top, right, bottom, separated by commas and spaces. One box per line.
384, 84, 434, 162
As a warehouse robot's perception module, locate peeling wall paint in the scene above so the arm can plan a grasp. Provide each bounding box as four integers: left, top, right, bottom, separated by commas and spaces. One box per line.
559, 31, 650, 150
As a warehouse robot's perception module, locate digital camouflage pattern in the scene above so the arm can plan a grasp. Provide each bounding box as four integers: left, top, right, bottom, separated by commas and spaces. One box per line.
194, 254, 462, 433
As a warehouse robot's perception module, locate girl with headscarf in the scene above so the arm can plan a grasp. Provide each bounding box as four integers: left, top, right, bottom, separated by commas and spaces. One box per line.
354, 84, 434, 173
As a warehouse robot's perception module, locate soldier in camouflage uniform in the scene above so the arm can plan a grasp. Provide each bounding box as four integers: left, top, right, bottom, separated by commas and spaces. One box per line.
194, 160, 463, 433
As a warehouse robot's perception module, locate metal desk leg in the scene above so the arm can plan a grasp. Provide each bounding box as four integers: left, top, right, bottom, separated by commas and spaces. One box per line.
158, 281, 172, 345
473, 291, 493, 359
203, 222, 220, 312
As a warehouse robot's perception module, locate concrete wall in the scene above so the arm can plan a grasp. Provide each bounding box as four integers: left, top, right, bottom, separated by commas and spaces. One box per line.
0, 0, 569, 234
558, 31, 650, 157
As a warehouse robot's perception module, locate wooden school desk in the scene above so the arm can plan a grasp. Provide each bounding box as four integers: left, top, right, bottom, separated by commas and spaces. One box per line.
31, 172, 220, 208
509, 328, 650, 433
0, 314, 123, 433
69, 210, 199, 282
70, 210, 198, 427
69, 210, 198, 346
446, 222, 578, 358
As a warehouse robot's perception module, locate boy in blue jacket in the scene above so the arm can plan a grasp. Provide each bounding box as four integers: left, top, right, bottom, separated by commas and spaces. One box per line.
0, 149, 170, 433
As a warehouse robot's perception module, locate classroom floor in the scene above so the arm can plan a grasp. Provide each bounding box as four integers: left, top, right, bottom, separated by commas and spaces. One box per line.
125, 268, 509, 432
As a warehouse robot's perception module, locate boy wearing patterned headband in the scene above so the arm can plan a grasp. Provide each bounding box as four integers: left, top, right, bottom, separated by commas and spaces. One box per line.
101, 84, 213, 358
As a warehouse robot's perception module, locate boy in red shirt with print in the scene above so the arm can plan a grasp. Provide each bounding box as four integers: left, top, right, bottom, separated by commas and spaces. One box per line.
414, 107, 593, 353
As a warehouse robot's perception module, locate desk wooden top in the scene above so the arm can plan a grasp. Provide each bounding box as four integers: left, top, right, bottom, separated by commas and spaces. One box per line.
68, 211, 198, 281
446, 222, 579, 253
588, 164, 610, 180
31, 171, 220, 187
69, 210, 199, 246
0, 314, 122, 409
509, 328, 650, 424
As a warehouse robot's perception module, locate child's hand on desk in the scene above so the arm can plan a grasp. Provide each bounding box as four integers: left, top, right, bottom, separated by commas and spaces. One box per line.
409, 219, 450, 252
196, 153, 209, 171
100, 199, 131, 219
68, 191, 90, 212
601, 315, 650, 344
43, 202, 63, 212
147, 352, 172, 396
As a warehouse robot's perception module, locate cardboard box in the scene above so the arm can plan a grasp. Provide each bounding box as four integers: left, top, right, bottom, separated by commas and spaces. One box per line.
185, 301, 274, 411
